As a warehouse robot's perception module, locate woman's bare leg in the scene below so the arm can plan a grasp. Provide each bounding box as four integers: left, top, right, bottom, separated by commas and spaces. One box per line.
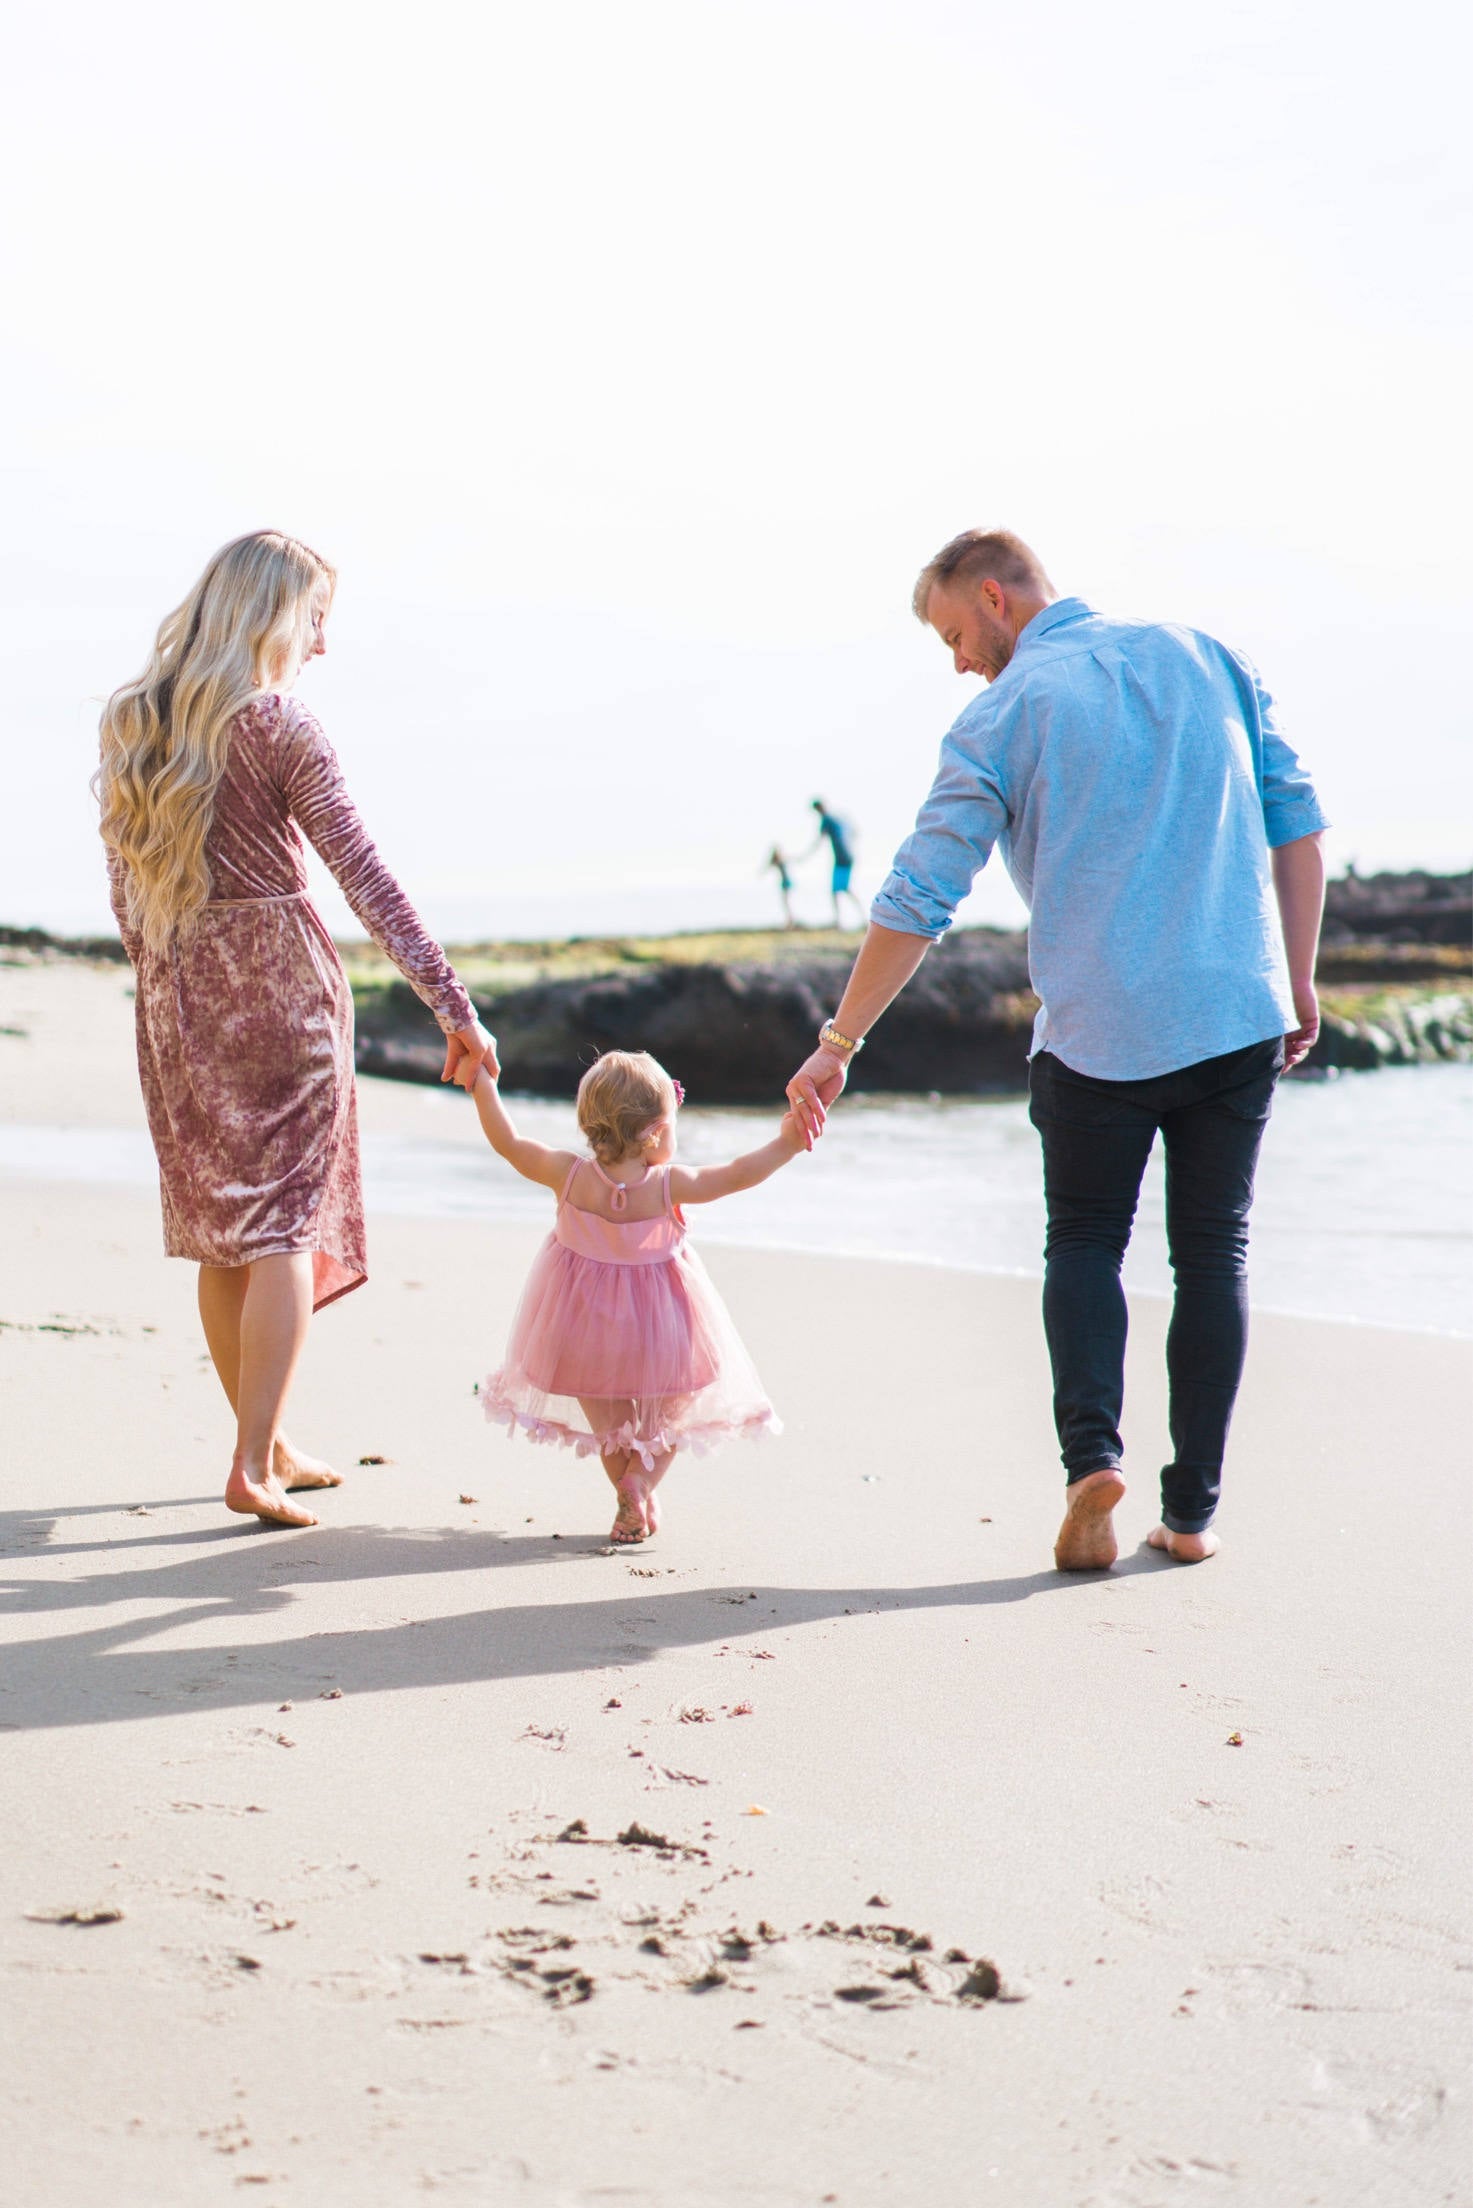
199, 1263, 341, 1495
222, 1254, 319, 1528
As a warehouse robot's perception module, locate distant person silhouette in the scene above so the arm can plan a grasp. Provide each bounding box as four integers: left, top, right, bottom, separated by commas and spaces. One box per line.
802, 799, 864, 928
765, 845, 797, 928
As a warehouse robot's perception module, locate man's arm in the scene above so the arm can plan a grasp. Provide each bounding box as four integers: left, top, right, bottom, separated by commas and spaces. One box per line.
1232, 652, 1329, 1071
783, 721, 1011, 1142
1271, 831, 1326, 1069
784, 922, 933, 1143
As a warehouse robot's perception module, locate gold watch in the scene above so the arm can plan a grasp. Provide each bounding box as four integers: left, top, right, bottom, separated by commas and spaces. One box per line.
819, 1020, 864, 1055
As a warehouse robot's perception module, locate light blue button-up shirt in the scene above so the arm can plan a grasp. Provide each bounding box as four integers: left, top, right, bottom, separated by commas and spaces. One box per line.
872, 598, 1329, 1081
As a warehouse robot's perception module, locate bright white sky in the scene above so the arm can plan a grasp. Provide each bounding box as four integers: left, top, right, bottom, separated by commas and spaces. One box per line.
3, 0, 1468, 941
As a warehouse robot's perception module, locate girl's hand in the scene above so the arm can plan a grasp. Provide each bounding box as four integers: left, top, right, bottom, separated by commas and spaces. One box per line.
778, 1109, 808, 1153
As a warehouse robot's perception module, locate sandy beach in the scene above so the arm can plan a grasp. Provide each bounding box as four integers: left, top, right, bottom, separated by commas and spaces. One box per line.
1, 958, 1468, 2207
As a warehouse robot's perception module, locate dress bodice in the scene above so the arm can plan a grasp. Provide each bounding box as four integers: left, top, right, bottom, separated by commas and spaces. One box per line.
553, 1160, 686, 1267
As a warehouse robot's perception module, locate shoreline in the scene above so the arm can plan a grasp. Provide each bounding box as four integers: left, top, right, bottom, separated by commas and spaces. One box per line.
8, 1140, 1470, 1346
3, 1103, 1470, 1345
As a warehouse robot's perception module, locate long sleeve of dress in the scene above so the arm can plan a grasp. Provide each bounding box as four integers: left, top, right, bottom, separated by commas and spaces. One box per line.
275, 701, 475, 1035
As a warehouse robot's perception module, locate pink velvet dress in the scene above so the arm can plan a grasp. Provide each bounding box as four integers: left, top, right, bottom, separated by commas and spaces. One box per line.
107, 693, 474, 1309
481, 1158, 779, 1467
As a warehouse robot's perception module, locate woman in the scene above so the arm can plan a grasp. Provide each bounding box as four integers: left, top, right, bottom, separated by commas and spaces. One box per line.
97, 531, 495, 1528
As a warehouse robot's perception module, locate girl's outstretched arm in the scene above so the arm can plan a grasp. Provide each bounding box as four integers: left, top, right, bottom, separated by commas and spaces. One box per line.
670, 1113, 806, 1206
470, 1066, 578, 1191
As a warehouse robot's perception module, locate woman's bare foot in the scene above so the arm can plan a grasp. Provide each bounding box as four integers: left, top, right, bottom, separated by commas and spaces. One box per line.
1147, 1524, 1219, 1564
610, 1472, 652, 1545
273, 1440, 343, 1492
225, 1460, 319, 1529
1054, 1467, 1127, 1571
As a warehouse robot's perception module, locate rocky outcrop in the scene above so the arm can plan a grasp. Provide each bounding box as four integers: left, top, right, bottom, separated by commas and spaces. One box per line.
1310, 992, 1473, 1071
10, 867, 1468, 1099
352, 930, 1041, 1101
351, 938, 1473, 1097
0, 923, 127, 963
1321, 869, 1470, 949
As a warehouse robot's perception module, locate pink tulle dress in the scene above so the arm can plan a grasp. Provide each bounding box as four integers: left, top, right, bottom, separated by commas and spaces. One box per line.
481, 1157, 779, 1469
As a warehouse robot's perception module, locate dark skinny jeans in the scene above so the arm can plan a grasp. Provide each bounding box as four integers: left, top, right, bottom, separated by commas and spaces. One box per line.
1027, 1037, 1285, 1534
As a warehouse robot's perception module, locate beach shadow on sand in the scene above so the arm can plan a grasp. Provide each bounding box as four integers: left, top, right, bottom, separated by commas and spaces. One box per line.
0, 1500, 1171, 1734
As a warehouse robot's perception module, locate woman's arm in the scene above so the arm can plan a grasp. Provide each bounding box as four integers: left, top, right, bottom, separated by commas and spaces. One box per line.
669, 1114, 806, 1205
470, 1067, 576, 1191
275, 701, 493, 1084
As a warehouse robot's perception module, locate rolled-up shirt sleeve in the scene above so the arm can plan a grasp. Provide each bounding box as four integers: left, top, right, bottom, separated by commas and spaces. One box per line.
1241, 660, 1331, 849
870, 722, 1011, 939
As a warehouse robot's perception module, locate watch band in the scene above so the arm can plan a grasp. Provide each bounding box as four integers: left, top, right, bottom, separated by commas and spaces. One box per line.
819, 1020, 865, 1055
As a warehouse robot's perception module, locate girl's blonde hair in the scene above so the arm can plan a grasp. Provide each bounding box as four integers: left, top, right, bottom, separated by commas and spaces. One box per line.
577, 1051, 676, 1164
96, 530, 336, 955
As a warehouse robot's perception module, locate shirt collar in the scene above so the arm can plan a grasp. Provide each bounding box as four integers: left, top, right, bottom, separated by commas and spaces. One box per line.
1014, 596, 1092, 656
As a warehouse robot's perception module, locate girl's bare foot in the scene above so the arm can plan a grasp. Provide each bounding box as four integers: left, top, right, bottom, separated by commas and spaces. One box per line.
1054, 1467, 1126, 1571
273, 1440, 342, 1492
610, 1472, 652, 1545
225, 1460, 319, 1529
1147, 1524, 1219, 1563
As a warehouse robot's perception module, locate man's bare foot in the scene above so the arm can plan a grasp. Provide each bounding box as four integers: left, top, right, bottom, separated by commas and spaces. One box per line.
273, 1440, 343, 1492
610, 1472, 652, 1545
1147, 1524, 1219, 1564
225, 1462, 319, 1529
1054, 1467, 1126, 1571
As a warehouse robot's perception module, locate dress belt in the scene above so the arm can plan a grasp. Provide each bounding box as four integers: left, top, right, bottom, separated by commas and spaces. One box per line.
203, 890, 310, 908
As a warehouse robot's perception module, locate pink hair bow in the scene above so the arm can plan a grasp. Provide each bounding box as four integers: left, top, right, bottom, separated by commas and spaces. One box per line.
672, 1079, 686, 1105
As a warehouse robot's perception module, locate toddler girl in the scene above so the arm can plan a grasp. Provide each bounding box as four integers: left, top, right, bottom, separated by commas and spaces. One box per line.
471, 1050, 804, 1544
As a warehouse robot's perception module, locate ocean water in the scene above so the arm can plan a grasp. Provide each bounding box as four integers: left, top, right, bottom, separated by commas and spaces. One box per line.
7, 1065, 1469, 1338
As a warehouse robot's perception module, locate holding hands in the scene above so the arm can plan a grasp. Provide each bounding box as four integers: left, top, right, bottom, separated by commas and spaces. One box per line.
785, 1043, 853, 1148
442, 1019, 500, 1091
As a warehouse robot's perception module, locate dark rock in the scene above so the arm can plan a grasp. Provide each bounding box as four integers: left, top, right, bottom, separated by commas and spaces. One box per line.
1321, 869, 1470, 949
354, 929, 1036, 1103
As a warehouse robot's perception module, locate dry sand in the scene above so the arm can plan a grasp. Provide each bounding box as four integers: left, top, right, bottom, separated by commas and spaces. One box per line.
1, 959, 1468, 2207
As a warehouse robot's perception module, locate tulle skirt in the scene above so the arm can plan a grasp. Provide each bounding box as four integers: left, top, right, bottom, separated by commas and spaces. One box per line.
481, 1237, 779, 1468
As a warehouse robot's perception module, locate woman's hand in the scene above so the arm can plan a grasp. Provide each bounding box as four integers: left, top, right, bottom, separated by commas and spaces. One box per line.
442, 1020, 500, 1090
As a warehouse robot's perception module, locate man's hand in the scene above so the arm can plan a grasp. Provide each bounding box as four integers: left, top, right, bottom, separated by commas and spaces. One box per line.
1283, 981, 1319, 1071
785, 1046, 852, 1148
442, 1020, 500, 1091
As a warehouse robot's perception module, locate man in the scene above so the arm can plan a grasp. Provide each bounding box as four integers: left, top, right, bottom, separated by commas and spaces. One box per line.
786, 530, 1328, 1571
802, 798, 866, 928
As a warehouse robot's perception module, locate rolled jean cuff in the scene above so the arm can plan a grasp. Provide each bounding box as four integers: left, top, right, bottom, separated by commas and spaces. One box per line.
1162, 1507, 1216, 1536
1065, 1457, 1122, 1486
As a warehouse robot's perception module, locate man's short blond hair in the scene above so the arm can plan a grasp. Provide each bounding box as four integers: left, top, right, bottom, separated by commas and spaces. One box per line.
911, 529, 1054, 623
576, 1050, 676, 1165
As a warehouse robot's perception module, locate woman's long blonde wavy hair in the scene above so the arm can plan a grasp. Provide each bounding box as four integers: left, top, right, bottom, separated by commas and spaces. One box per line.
96, 531, 336, 954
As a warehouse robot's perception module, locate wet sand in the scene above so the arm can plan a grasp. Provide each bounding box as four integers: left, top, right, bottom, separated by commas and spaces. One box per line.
0, 959, 1468, 2206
